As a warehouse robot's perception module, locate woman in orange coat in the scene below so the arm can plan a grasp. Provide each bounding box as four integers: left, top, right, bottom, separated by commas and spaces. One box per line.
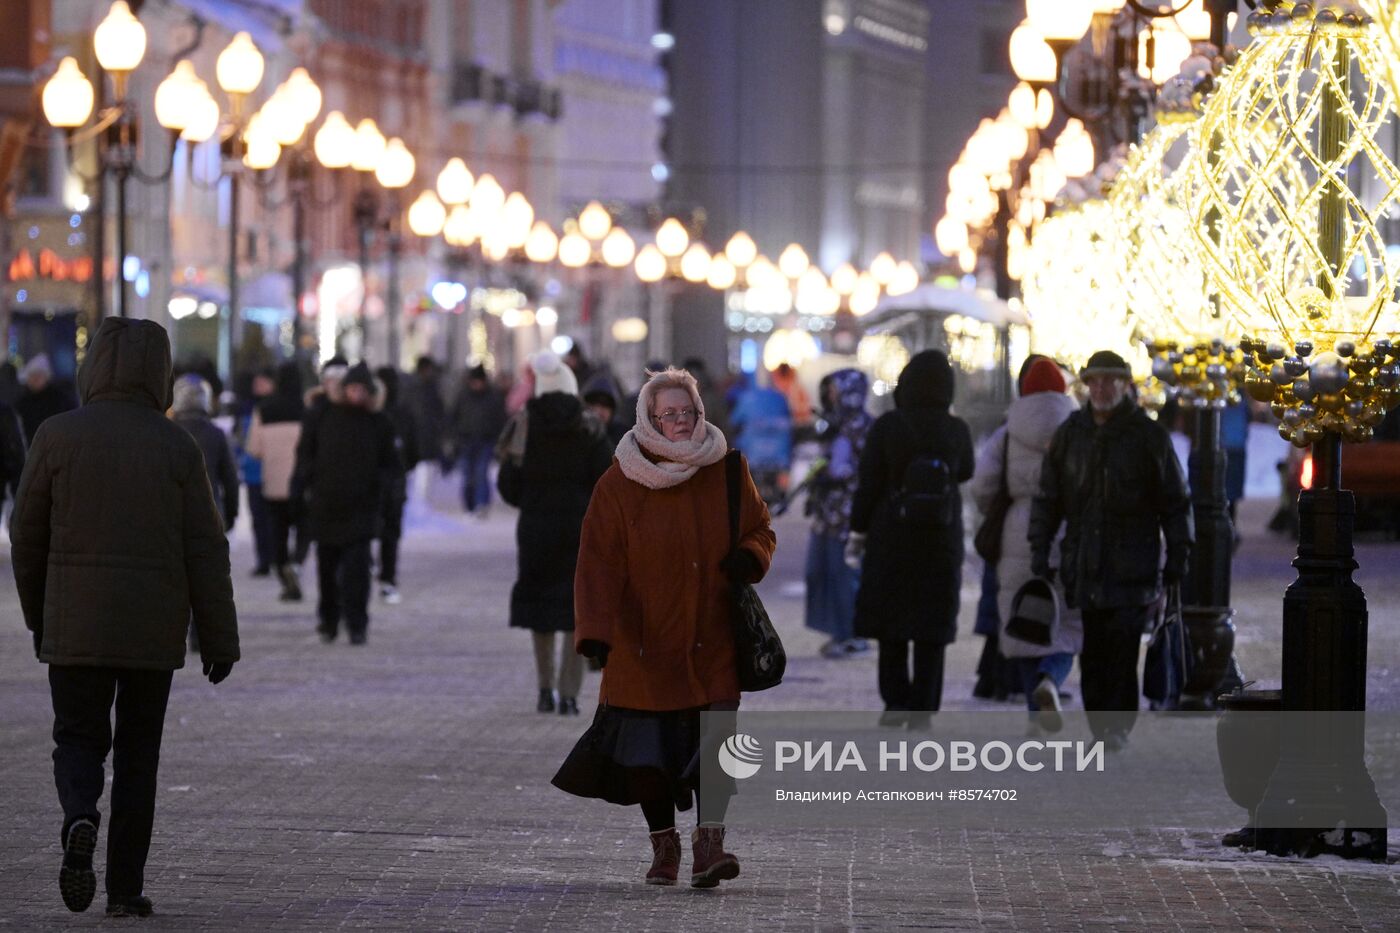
552, 367, 776, 888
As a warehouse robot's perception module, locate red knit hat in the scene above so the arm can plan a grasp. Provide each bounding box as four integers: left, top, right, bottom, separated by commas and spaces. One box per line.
1020, 357, 1067, 396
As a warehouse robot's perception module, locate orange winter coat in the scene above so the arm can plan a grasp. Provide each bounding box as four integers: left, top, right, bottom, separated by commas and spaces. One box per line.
574, 453, 776, 711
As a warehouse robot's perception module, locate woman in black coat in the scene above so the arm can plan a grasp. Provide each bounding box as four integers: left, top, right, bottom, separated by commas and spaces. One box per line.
847, 350, 974, 728
498, 352, 614, 715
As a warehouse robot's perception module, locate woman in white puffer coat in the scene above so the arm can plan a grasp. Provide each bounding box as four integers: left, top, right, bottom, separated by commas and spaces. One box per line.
970, 357, 1082, 729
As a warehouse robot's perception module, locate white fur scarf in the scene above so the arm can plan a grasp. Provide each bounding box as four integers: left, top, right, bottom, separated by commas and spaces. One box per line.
615, 373, 728, 489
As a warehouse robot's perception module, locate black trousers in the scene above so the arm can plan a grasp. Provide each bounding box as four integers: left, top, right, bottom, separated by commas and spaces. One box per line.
1079, 604, 1153, 739
378, 496, 405, 585
247, 483, 273, 570
877, 640, 946, 712
266, 498, 295, 566
49, 665, 174, 898
317, 539, 372, 636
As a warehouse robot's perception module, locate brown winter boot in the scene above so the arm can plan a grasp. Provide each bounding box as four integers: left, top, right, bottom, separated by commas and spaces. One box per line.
690, 824, 740, 888
645, 828, 681, 885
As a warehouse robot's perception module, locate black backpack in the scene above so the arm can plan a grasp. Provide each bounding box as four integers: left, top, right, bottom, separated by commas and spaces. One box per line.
891, 416, 956, 527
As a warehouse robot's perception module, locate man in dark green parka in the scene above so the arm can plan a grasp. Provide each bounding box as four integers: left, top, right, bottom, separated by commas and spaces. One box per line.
10, 318, 239, 918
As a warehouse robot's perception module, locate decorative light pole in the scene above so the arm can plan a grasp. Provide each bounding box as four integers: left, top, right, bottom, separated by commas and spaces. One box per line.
1183, 0, 1397, 860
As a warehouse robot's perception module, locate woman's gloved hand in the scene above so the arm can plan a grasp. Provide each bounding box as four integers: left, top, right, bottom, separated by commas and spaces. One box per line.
719, 548, 761, 583
843, 532, 866, 570
578, 639, 610, 669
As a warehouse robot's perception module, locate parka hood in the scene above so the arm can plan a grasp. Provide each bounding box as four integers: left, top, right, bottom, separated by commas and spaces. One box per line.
894, 349, 954, 411
826, 368, 869, 418
1006, 390, 1078, 451
78, 318, 172, 411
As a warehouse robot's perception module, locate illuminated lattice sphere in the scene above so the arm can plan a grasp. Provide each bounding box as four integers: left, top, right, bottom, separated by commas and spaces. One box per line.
1180, 2, 1400, 445
1022, 198, 1146, 378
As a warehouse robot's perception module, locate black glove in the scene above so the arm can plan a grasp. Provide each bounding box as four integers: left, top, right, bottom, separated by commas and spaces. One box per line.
578, 639, 610, 670
203, 661, 234, 685
719, 548, 761, 584
32, 629, 42, 660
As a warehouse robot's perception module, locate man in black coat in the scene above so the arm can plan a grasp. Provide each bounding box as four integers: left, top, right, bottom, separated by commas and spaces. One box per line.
10, 318, 239, 918
295, 362, 401, 645
1029, 350, 1193, 750
15, 353, 77, 445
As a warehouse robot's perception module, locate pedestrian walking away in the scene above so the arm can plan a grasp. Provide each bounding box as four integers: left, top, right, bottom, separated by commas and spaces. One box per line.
1029, 350, 1193, 751
294, 362, 401, 645
970, 357, 1081, 733
846, 349, 974, 730
450, 364, 507, 516
804, 369, 873, 659
552, 366, 776, 888
15, 353, 77, 445
374, 366, 421, 605
234, 368, 277, 577
170, 375, 239, 533
247, 362, 306, 601
497, 351, 613, 716
10, 318, 239, 918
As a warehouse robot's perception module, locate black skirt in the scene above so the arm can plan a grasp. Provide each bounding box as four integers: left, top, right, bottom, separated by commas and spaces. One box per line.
552, 704, 735, 811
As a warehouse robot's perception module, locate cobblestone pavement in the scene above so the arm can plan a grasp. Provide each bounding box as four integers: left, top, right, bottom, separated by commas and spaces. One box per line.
1, 481, 1398, 931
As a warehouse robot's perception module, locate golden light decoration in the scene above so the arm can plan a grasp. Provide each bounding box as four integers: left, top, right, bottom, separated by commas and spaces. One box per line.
856, 333, 911, 387
1022, 199, 1146, 378
1359, 0, 1400, 112
1180, 4, 1400, 445
1109, 117, 1245, 411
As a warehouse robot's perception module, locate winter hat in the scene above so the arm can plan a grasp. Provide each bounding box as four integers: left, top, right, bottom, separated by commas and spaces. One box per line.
467, 363, 488, 382
1079, 350, 1133, 380
531, 350, 579, 397
171, 374, 212, 414
1020, 357, 1067, 396
20, 353, 52, 382
343, 362, 375, 392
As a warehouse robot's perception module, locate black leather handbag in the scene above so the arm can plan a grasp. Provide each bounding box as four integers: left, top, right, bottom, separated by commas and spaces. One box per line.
725, 451, 786, 692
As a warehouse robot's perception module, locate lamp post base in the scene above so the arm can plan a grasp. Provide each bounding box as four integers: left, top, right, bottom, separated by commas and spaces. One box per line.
1178, 605, 1241, 710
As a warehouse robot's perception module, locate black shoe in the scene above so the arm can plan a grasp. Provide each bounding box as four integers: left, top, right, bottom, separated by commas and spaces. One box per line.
1221, 826, 1256, 848
317, 627, 336, 644
59, 819, 97, 913
971, 682, 995, 700
558, 697, 579, 716
251, 565, 271, 578
537, 689, 556, 713
348, 631, 367, 646
106, 895, 154, 917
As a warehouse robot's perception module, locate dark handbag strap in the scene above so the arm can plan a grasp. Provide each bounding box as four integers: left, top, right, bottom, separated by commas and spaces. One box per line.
725, 450, 741, 553
998, 430, 1010, 499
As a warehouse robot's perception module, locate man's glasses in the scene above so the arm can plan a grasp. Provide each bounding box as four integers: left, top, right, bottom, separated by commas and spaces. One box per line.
652, 407, 697, 425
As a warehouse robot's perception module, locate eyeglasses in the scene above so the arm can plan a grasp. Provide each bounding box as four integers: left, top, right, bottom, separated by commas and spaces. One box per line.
651, 407, 697, 425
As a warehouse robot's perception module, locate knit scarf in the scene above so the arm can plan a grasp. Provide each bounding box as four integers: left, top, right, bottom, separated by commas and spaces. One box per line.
616, 385, 728, 490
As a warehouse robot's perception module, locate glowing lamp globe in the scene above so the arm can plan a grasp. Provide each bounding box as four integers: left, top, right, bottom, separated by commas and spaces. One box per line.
407, 191, 447, 238
724, 231, 758, 268
656, 218, 690, 258
216, 31, 264, 97
1010, 21, 1057, 84
94, 1, 146, 74
42, 57, 94, 128
524, 221, 559, 264
1026, 0, 1093, 44
314, 111, 355, 169
350, 118, 386, 173
601, 227, 636, 268
436, 158, 474, 206
578, 201, 613, 240
375, 137, 416, 189
635, 244, 668, 283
